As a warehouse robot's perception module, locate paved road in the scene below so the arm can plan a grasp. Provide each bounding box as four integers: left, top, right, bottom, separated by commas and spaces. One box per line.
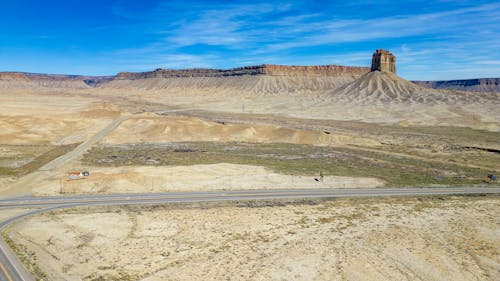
0, 186, 499, 280
0, 207, 66, 281
1, 187, 500, 209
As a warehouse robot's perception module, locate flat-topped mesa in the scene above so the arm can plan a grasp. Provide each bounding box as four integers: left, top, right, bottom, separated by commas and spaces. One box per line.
0, 72, 30, 81
260, 64, 370, 76
371, 49, 396, 74
413, 78, 500, 93
115, 64, 370, 80
0, 72, 113, 88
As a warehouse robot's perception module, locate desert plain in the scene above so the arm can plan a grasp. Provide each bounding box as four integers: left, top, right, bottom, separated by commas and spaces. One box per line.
3, 196, 499, 281
0, 62, 499, 280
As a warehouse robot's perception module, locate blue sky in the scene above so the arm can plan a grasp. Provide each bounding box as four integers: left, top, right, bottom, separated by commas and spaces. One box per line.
0, 0, 499, 80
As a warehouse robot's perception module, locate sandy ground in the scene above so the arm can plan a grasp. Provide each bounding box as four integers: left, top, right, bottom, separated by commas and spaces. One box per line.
0, 208, 34, 221
31, 164, 383, 195
1, 69, 498, 281
0, 88, 386, 196
5, 196, 499, 280
0, 90, 122, 145
98, 73, 500, 132
98, 87, 500, 131
0, 91, 127, 195
0, 177, 15, 192
0, 115, 110, 145
101, 114, 379, 146
1, 73, 498, 196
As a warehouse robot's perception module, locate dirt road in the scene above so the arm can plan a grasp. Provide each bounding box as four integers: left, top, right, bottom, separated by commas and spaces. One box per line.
0, 115, 132, 196
39, 115, 131, 171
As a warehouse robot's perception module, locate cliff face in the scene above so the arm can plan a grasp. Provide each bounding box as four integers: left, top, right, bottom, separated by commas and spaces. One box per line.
413, 78, 500, 93
371, 50, 396, 74
260, 64, 370, 76
115, 64, 370, 80
0, 72, 113, 88
0, 72, 31, 81
0, 64, 369, 90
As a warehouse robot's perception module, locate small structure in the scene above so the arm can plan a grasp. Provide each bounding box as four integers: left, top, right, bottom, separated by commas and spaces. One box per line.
68, 170, 89, 180
371, 49, 396, 74
487, 173, 497, 183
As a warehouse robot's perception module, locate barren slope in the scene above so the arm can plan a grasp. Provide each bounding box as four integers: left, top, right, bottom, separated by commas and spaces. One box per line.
414, 78, 500, 93
100, 114, 378, 146
6, 196, 499, 281
91, 69, 500, 131
0, 72, 93, 89
332, 71, 494, 104
101, 75, 358, 95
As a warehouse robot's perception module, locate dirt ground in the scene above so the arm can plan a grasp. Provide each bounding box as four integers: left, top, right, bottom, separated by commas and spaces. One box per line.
4, 196, 499, 281
1, 88, 499, 196
1, 79, 499, 281
101, 114, 380, 146
31, 164, 383, 195
0, 90, 121, 145
0, 208, 34, 221
99, 74, 500, 132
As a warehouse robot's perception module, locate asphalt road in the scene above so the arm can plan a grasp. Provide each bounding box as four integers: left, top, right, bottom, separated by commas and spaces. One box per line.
0, 186, 499, 280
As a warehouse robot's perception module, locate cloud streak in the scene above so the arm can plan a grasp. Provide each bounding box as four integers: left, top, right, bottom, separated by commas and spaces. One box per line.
106, 1, 499, 79
2, 0, 498, 79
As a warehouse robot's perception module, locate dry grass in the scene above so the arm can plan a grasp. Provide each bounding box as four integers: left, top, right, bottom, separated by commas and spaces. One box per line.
82, 142, 496, 187
1, 231, 49, 281
5, 195, 499, 281
0, 143, 80, 177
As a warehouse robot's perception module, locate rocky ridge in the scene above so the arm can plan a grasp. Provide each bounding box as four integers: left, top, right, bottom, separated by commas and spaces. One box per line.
115, 64, 370, 80
331, 71, 499, 106
0, 72, 112, 88
413, 78, 500, 93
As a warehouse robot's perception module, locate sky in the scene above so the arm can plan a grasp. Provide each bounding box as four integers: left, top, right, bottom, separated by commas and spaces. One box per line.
0, 0, 499, 80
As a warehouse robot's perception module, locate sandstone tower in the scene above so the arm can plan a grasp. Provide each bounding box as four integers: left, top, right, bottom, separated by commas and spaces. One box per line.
371, 49, 396, 73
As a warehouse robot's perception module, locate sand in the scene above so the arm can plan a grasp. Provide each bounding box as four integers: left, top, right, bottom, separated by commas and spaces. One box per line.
1, 71, 499, 197
96, 73, 500, 131
5, 196, 499, 280
0, 90, 122, 145
2, 71, 499, 133
32, 164, 384, 196
101, 114, 379, 146
0, 208, 34, 221
0, 70, 499, 281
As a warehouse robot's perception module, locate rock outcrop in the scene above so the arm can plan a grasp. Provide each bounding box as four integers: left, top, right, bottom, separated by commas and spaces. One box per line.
0, 72, 112, 89
412, 78, 500, 93
4, 49, 499, 94
371, 49, 396, 74
0, 72, 31, 81
115, 64, 370, 80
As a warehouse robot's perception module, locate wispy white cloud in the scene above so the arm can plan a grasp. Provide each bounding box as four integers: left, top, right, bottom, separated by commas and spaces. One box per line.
160, 3, 292, 48
258, 2, 500, 52
103, 1, 500, 80
476, 60, 500, 65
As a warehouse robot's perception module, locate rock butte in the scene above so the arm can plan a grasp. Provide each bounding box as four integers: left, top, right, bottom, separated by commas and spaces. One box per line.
371, 49, 396, 74
1, 49, 499, 93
